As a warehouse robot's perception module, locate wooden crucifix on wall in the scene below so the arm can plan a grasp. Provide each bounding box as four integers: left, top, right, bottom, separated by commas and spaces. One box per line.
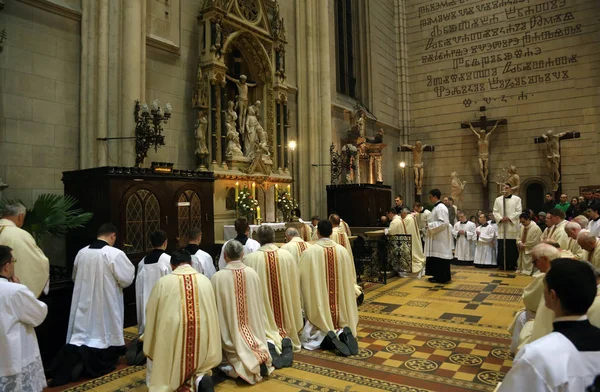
534, 130, 580, 197
398, 141, 434, 199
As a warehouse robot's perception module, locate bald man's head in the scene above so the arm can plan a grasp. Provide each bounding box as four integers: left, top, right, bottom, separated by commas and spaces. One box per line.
577, 231, 598, 252
565, 221, 582, 240
573, 215, 589, 229
531, 243, 561, 273
329, 214, 341, 227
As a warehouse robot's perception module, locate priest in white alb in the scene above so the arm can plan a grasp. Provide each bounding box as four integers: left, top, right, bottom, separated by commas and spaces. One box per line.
424, 189, 453, 284
587, 205, 600, 237
243, 225, 302, 365
493, 183, 522, 271
508, 244, 559, 353
281, 227, 311, 264
47, 223, 135, 386
386, 208, 402, 235
184, 227, 216, 278
218, 217, 260, 270
0, 245, 48, 392
474, 213, 497, 268
0, 203, 49, 298
543, 209, 569, 249
143, 250, 221, 392
212, 240, 275, 384
298, 220, 359, 357
399, 208, 425, 275
517, 212, 542, 275
133, 230, 171, 373
452, 211, 476, 264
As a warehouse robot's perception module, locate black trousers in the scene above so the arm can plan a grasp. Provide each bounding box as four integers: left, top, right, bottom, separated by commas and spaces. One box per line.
496, 239, 518, 270
425, 257, 452, 283
47, 344, 125, 386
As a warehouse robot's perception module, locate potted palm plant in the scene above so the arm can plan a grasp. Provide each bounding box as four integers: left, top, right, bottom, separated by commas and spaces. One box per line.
0, 194, 93, 244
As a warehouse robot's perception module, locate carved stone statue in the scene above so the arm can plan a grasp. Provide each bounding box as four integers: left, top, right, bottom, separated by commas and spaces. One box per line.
194, 111, 209, 156
542, 130, 566, 191
450, 171, 467, 207
468, 120, 500, 187
214, 20, 222, 49
224, 101, 243, 157
356, 112, 366, 137
401, 141, 429, 195
506, 165, 521, 195
226, 74, 257, 132
244, 100, 261, 158
256, 123, 270, 156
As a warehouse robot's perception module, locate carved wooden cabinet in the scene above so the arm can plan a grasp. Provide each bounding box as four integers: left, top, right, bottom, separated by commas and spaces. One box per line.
63, 166, 215, 327
326, 184, 392, 227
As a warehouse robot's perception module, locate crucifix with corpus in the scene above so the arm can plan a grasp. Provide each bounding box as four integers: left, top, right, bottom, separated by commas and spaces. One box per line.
461, 106, 507, 188
534, 130, 580, 196
398, 141, 435, 199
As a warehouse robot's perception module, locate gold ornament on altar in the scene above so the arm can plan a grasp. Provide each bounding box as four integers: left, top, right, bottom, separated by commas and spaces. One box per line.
277, 189, 298, 222
237, 186, 259, 219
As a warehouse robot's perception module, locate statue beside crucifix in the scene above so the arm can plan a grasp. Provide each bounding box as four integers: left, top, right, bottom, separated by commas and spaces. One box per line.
461, 106, 507, 187
226, 74, 257, 133
399, 141, 433, 195
534, 130, 580, 192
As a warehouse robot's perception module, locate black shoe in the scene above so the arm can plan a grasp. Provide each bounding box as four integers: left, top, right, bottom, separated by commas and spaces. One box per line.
260, 363, 269, 377
281, 338, 293, 367
339, 326, 359, 355
125, 339, 139, 365
197, 376, 215, 392
326, 331, 351, 356
134, 350, 146, 366
267, 342, 283, 369
71, 361, 84, 382
428, 278, 437, 283
357, 292, 365, 306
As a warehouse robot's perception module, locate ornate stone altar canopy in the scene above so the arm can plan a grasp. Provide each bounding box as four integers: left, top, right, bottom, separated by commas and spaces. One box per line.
193, 0, 294, 183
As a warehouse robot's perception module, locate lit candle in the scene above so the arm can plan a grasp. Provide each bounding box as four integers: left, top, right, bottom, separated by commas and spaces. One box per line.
275, 183, 278, 195
235, 182, 239, 202
252, 182, 256, 199
287, 184, 291, 197
257, 206, 261, 219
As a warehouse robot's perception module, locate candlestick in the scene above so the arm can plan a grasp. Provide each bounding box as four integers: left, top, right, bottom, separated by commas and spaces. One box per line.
257, 206, 261, 220
235, 182, 239, 202
252, 182, 256, 199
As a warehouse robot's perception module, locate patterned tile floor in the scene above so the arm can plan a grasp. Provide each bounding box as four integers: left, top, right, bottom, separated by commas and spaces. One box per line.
49, 266, 531, 391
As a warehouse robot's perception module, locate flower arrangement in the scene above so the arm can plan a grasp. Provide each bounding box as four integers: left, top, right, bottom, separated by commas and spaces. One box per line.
277, 189, 298, 222
237, 186, 258, 218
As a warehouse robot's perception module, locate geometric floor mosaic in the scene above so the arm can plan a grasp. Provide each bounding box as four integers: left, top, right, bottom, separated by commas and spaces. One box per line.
50, 266, 532, 391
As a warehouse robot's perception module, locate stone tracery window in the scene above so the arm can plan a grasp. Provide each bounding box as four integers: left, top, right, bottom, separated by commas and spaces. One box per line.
335, 0, 357, 98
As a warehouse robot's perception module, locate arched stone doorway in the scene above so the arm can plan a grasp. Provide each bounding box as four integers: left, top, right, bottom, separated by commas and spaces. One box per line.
522, 177, 550, 213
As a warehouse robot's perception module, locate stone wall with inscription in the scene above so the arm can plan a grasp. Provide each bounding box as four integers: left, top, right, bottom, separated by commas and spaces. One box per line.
405, 0, 600, 211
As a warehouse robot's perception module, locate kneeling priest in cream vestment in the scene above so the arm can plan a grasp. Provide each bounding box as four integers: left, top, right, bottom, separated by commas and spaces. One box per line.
212, 241, 275, 385
143, 250, 221, 392
299, 220, 359, 357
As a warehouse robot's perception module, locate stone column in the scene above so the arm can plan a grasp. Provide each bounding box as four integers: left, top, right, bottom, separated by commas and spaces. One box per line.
296, 0, 333, 217
80, 0, 146, 169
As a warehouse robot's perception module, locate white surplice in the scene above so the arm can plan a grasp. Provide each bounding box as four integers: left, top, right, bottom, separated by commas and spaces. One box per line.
499, 327, 600, 392
587, 218, 600, 237
452, 220, 476, 261
218, 238, 260, 271
211, 262, 274, 384
135, 251, 171, 336
424, 202, 453, 260
67, 242, 135, 348
193, 248, 216, 278
298, 239, 358, 348
0, 219, 50, 298
280, 237, 311, 264
474, 224, 497, 266
143, 265, 221, 391
0, 278, 48, 392
493, 195, 522, 239
243, 244, 303, 352
516, 222, 542, 275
